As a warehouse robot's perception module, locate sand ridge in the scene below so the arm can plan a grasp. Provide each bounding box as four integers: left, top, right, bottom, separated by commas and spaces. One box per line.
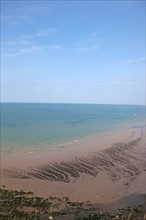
1, 131, 144, 183
1, 127, 145, 204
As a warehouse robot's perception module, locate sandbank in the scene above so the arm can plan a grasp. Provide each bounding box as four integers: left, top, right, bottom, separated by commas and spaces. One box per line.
1, 126, 145, 209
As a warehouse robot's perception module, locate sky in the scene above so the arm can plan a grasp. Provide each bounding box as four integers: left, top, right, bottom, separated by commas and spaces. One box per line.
1, 0, 145, 105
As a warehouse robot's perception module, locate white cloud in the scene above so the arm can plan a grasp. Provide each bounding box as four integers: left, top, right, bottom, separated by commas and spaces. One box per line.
19, 36, 35, 45
2, 45, 43, 57
2, 26, 62, 58
17, 34, 35, 45
18, 5, 47, 13
20, 46, 42, 53
19, 44, 63, 53
86, 32, 100, 42
74, 32, 101, 52
1, 4, 54, 26
37, 28, 57, 37
5, 4, 51, 15
2, 43, 64, 58
50, 45, 63, 50
1, 12, 30, 25
123, 56, 146, 63
19, 40, 33, 45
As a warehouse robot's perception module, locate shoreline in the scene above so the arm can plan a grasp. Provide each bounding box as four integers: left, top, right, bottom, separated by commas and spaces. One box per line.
1, 125, 145, 207
1, 120, 145, 157
1, 125, 143, 168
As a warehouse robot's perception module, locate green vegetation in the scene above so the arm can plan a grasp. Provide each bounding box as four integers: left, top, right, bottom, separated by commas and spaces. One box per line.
0, 187, 145, 219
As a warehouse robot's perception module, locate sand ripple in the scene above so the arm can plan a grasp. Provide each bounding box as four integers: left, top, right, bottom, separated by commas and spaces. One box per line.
2, 136, 145, 186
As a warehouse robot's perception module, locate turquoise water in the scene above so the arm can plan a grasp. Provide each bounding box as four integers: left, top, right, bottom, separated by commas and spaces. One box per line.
1, 103, 145, 151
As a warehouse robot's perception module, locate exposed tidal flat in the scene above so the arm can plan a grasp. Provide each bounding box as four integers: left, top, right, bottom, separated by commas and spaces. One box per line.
1, 103, 146, 216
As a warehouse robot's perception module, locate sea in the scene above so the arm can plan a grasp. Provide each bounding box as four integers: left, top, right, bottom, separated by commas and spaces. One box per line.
1, 103, 145, 153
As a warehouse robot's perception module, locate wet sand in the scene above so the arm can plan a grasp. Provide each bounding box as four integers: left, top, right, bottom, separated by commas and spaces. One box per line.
1, 126, 145, 208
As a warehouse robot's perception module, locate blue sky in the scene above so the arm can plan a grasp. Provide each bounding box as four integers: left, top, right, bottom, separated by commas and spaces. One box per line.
1, 0, 145, 104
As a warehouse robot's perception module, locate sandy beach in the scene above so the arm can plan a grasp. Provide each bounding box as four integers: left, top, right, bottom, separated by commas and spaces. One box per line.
1, 126, 145, 210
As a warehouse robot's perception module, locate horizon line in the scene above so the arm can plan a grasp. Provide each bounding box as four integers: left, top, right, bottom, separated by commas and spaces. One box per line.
0, 101, 145, 106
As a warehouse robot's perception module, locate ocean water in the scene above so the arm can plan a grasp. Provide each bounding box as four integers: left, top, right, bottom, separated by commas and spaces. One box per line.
1, 103, 145, 152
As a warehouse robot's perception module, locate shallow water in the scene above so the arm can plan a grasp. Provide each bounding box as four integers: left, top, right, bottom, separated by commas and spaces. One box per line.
1, 103, 145, 152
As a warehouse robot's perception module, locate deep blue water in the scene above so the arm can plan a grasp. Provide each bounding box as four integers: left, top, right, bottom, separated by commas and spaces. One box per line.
1, 103, 145, 151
